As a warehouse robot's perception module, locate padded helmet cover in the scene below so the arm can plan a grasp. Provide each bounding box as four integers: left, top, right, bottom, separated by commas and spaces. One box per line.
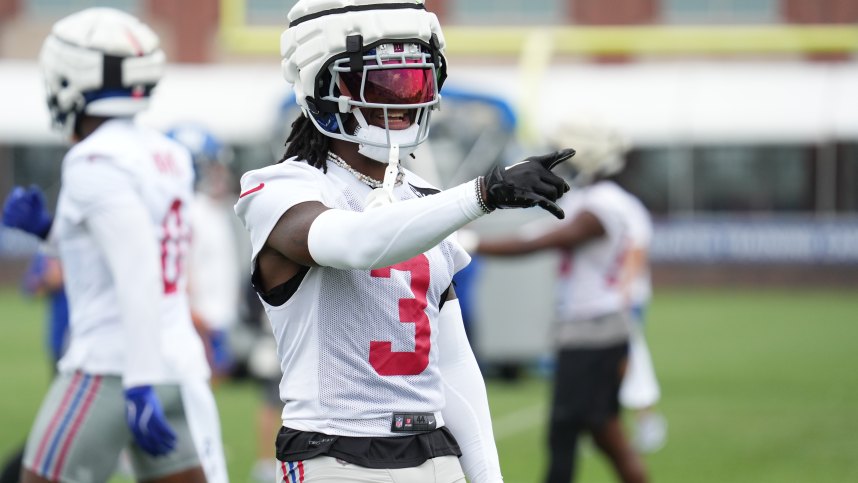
547, 119, 630, 183
280, 0, 446, 114
39, 7, 165, 133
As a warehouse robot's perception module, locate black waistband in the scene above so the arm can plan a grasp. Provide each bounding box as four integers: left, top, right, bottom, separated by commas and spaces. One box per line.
275, 426, 461, 469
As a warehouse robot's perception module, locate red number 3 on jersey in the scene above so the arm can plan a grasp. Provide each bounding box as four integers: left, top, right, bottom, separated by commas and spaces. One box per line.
369, 254, 431, 376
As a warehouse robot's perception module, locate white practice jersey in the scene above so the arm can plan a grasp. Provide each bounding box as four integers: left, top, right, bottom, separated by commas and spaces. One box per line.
52, 119, 209, 384
624, 194, 653, 307
555, 180, 640, 322
235, 159, 471, 437
189, 192, 241, 331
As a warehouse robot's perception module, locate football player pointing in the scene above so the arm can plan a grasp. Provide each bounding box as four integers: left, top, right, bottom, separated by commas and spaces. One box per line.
2, 9, 226, 483
234, 1, 572, 482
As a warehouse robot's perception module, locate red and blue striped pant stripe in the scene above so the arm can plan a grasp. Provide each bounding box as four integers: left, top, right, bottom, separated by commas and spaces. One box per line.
30, 372, 102, 480
282, 459, 305, 483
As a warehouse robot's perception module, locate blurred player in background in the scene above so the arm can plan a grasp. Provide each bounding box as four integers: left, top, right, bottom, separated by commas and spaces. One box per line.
617, 189, 668, 454
167, 124, 243, 381
234, 1, 572, 481
474, 120, 649, 483
1, 8, 226, 482
169, 123, 289, 482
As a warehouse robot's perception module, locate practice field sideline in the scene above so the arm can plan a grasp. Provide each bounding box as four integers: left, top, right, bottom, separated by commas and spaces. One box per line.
1, 287, 856, 483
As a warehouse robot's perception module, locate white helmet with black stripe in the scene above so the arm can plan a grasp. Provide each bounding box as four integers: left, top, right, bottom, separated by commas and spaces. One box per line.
281, 0, 447, 162
547, 119, 630, 186
39, 7, 165, 136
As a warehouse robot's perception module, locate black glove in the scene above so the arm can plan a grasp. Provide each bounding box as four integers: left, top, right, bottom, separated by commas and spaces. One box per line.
483, 149, 575, 219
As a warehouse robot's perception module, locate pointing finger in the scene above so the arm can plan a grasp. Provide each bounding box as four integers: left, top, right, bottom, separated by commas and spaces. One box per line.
539, 148, 576, 171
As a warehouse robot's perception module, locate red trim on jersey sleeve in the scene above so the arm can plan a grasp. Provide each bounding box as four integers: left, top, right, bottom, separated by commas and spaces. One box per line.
239, 182, 265, 198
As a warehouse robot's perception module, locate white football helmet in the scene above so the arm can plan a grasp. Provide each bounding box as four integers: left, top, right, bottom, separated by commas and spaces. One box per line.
39, 8, 165, 136
281, 0, 447, 161
546, 119, 630, 186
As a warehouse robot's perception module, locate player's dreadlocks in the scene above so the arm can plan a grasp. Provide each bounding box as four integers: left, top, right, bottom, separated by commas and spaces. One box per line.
279, 113, 331, 171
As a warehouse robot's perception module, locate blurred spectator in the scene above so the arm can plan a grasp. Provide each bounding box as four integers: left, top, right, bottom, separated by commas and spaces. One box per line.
474, 120, 648, 483
617, 192, 668, 454
167, 124, 243, 380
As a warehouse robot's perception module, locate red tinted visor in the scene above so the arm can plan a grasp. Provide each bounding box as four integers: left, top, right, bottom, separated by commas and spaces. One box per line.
340, 64, 435, 105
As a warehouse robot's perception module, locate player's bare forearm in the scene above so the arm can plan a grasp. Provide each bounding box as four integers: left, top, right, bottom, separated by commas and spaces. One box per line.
620, 248, 647, 302
266, 200, 330, 267
476, 236, 544, 256
477, 210, 606, 257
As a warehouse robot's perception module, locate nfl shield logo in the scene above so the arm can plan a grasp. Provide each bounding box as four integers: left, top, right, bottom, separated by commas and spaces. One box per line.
395, 416, 404, 428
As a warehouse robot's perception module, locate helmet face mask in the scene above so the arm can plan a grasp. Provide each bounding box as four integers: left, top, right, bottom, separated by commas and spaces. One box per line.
333, 42, 439, 107
312, 40, 442, 155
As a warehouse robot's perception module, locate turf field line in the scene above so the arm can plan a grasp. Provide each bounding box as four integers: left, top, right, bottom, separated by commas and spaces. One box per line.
493, 403, 547, 440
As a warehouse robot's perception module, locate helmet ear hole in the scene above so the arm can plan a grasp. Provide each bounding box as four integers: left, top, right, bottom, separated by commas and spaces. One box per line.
314, 113, 340, 134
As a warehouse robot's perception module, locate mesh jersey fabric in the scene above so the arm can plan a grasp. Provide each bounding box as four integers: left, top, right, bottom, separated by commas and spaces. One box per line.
235, 159, 471, 436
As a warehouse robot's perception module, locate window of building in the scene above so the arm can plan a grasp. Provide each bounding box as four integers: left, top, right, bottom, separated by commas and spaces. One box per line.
691, 145, 813, 212
837, 143, 858, 212
448, 0, 565, 25
661, 0, 780, 24
246, 0, 296, 25
617, 149, 673, 215
26, 0, 141, 18
618, 144, 832, 215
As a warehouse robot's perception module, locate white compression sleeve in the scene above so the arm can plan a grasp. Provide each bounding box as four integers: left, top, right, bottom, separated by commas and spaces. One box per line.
437, 299, 503, 483
88, 198, 168, 387
307, 180, 485, 270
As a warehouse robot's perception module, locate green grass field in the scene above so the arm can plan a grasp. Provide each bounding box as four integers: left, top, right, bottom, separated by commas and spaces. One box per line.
2, 286, 857, 482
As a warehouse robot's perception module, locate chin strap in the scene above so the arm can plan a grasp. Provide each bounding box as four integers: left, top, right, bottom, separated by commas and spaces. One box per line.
365, 143, 400, 210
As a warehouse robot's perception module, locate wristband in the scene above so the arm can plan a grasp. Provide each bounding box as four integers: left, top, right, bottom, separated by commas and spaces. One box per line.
475, 177, 492, 214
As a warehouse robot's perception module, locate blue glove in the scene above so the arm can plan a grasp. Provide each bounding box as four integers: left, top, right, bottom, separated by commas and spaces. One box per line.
209, 329, 234, 375
124, 385, 177, 456
2, 185, 53, 239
